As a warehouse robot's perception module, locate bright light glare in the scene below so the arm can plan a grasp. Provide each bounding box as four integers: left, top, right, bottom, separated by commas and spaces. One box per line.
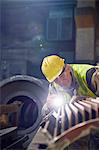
53, 95, 64, 107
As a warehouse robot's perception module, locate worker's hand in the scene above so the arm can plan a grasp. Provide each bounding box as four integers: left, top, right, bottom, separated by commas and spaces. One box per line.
46, 94, 58, 109
42, 94, 58, 117
70, 95, 88, 104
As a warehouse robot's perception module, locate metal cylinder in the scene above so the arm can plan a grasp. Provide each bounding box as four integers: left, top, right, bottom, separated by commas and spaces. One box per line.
0, 75, 48, 139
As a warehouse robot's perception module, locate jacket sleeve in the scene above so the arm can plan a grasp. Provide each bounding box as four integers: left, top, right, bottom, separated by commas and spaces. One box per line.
91, 68, 99, 96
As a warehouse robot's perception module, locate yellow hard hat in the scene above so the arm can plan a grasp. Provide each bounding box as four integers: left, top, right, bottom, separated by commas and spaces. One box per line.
41, 55, 65, 82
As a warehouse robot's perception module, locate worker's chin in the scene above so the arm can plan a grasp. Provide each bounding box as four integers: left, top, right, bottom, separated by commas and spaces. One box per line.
61, 84, 70, 89
62, 82, 71, 88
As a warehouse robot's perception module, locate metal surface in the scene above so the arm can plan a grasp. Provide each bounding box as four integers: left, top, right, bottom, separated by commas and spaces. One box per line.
0, 75, 48, 146
28, 97, 99, 150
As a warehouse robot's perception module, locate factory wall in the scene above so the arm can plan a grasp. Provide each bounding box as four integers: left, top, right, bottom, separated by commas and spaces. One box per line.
75, 0, 99, 63
0, 0, 99, 81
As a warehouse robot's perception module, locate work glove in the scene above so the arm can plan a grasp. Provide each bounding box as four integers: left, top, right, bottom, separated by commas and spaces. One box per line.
46, 94, 58, 109
42, 94, 58, 117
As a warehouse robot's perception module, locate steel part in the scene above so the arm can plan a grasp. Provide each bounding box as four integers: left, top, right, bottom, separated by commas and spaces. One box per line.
28, 97, 99, 150
49, 98, 99, 149
0, 103, 21, 115
50, 118, 99, 150
0, 75, 48, 146
46, 98, 99, 137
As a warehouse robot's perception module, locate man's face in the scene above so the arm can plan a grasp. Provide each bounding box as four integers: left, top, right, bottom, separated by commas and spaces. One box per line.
54, 65, 72, 88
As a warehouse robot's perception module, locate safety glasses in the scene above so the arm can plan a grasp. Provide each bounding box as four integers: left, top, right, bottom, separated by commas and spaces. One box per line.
59, 66, 66, 77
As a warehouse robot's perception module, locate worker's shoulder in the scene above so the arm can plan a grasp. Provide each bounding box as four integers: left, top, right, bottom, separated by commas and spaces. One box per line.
96, 66, 99, 68
70, 64, 93, 66
70, 64, 94, 68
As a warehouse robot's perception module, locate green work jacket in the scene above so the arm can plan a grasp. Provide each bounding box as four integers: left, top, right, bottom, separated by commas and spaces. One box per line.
70, 64, 99, 98
50, 64, 99, 99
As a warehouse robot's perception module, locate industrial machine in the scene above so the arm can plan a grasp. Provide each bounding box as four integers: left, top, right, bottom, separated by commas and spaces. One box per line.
0, 75, 49, 149
28, 97, 99, 150
0, 75, 99, 150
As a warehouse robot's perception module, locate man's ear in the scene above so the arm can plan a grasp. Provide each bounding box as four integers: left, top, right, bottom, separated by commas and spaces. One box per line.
66, 64, 71, 72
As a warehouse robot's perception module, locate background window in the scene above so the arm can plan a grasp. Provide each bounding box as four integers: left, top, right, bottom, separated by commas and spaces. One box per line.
46, 9, 73, 41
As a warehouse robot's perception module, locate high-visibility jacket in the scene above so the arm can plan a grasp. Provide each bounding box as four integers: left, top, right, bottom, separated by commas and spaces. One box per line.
71, 64, 99, 98
49, 64, 99, 99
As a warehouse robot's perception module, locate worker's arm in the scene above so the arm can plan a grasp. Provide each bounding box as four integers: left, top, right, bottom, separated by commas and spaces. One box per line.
91, 69, 99, 96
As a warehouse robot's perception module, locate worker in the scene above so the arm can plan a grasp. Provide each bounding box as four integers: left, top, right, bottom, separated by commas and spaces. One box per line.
41, 55, 99, 111
41, 55, 99, 150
